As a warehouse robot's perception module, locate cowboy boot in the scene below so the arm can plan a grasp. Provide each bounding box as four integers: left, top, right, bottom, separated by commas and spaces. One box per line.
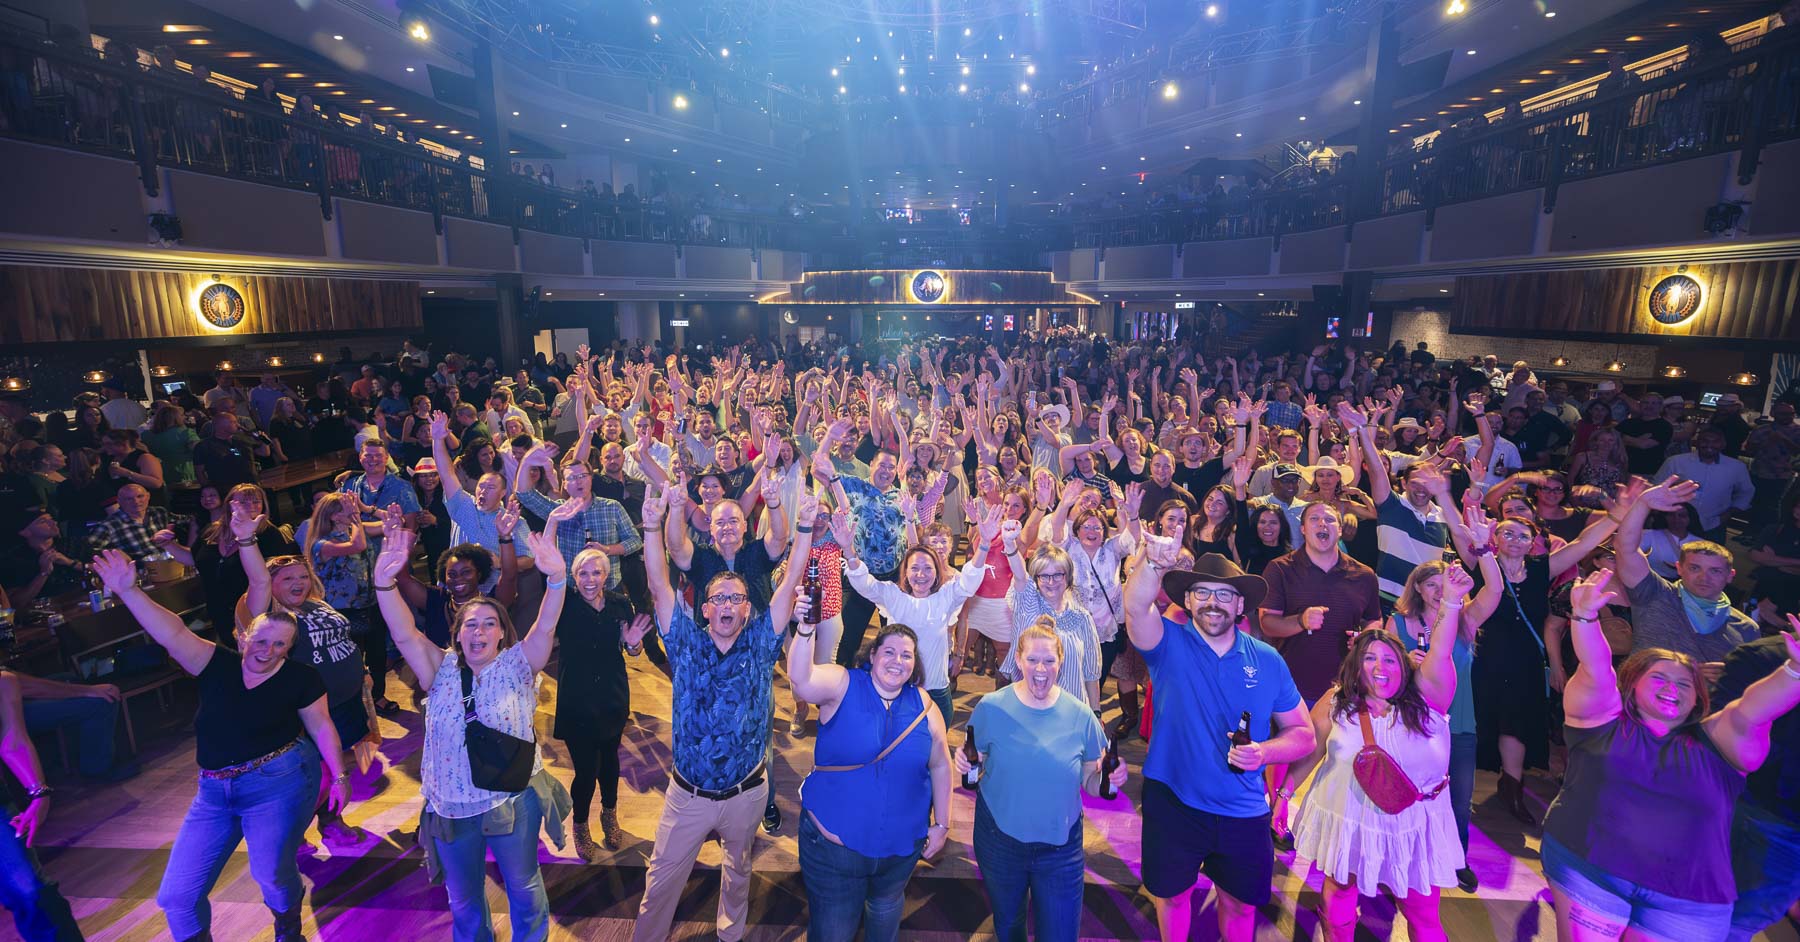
271, 905, 304, 942
599, 807, 624, 851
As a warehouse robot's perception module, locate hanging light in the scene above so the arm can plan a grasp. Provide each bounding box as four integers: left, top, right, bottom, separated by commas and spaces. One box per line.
0, 377, 26, 393
82, 370, 108, 384
150, 365, 174, 378
266, 355, 285, 368
1604, 359, 1625, 373
1550, 355, 1569, 368
1660, 365, 1686, 379
312, 352, 326, 364
1730, 372, 1760, 386
216, 360, 235, 372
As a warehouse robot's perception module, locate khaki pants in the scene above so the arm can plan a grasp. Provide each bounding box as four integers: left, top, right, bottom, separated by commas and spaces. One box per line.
630, 777, 768, 942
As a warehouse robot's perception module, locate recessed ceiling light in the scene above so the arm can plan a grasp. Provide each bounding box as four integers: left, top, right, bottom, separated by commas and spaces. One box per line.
405, 66, 415, 72
1467, 49, 1477, 55
1236, 132, 1243, 137
511, 110, 520, 116
624, 137, 631, 142
560, 122, 568, 128
1298, 115, 1307, 121
1545, 10, 1556, 17
333, 34, 344, 41
257, 62, 280, 68
1353, 99, 1362, 105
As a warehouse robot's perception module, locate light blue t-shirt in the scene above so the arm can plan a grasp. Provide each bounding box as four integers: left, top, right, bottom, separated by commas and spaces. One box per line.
1139, 618, 1302, 818
971, 685, 1105, 845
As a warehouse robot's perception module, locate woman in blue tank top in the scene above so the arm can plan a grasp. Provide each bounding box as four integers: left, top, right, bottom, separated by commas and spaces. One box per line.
786, 597, 951, 942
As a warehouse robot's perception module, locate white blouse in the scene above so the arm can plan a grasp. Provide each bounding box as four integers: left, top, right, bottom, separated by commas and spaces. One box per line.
422, 644, 545, 819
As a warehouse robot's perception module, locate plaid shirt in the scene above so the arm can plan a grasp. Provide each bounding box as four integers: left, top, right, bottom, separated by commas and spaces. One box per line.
1263, 398, 1304, 431
89, 507, 191, 560
513, 491, 641, 590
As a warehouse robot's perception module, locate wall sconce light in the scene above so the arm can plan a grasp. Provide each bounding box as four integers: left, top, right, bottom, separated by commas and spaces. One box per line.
1660, 365, 1686, 378
150, 365, 174, 378
1730, 372, 1759, 386
82, 370, 108, 384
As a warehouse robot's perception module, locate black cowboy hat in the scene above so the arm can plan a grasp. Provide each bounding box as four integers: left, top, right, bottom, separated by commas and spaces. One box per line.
1162, 553, 1267, 611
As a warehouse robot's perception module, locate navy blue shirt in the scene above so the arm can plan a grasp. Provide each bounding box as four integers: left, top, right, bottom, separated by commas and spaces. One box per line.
1138, 617, 1302, 818
662, 605, 782, 790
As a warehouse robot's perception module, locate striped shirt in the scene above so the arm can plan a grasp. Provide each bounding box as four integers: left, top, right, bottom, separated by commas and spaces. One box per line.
1374, 492, 1450, 598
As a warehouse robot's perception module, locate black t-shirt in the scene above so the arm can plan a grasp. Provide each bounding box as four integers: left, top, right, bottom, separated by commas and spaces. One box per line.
193, 649, 326, 770
0, 542, 85, 599
1616, 418, 1673, 476
1173, 458, 1225, 501
594, 473, 647, 526
193, 435, 259, 490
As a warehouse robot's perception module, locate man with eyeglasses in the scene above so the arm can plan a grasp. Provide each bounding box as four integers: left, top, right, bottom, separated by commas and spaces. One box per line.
631, 486, 818, 942
1122, 545, 1313, 942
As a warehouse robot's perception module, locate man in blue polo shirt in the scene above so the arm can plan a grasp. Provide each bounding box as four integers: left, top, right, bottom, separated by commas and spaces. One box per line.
1123, 545, 1315, 942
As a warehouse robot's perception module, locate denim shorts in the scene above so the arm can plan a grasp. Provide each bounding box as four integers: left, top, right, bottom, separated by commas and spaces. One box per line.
1540, 835, 1734, 940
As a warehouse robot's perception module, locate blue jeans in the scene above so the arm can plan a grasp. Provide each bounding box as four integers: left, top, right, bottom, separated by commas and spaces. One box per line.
1450, 732, 1476, 853
0, 804, 83, 942
431, 786, 549, 942
24, 696, 118, 778
1727, 801, 1800, 942
927, 687, 954, 727
972, 797, 1085, 942
1541, 835, 1734, 940
798, 812, 922, 942
158, 739, 321, 939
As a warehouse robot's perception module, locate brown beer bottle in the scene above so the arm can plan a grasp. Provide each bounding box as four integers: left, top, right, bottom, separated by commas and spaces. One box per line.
961, 726, 982, 790
1098, 731, 1122, 799
802, 556, 823, 625
1226, 710, 1254, 773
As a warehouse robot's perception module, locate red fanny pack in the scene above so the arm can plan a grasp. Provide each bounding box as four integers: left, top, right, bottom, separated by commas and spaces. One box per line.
1352, 709, 1448, 815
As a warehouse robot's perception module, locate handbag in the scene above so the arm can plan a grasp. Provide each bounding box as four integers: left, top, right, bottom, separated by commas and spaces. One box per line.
460, 660, 534, 793
1351, 710, 1448, 815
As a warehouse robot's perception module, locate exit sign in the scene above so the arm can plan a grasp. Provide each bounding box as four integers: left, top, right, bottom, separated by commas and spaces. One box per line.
1174, 301, 1196, 309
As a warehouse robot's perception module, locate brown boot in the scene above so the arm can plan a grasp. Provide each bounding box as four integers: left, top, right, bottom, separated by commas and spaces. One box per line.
1497, 773, 1537, 826
572, 821, 600, 862
599, 807, 624, 851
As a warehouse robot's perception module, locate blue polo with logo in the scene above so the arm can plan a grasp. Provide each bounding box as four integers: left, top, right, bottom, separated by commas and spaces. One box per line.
1138, 616, 1301, 818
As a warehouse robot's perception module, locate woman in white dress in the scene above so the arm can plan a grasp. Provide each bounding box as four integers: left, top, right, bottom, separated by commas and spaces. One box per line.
1287, 563, 1471, 942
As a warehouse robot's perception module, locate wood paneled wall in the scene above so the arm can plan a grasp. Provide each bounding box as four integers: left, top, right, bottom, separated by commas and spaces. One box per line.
0, 266, 422, 344
1451, 260, 1800, 342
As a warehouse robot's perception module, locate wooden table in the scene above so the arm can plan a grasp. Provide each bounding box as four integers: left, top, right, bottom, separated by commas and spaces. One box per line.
258, 450, 354, 522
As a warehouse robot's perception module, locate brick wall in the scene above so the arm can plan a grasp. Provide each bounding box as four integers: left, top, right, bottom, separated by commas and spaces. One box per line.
1388, 308, 1660, 379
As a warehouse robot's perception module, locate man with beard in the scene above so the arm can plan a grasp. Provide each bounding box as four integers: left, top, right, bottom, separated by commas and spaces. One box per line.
1123, 545, 1314, 942
631, 487, 817, 942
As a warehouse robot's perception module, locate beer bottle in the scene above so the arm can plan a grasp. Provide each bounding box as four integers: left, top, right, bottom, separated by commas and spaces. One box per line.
802, 556, 823, 626
1098, 730, 1122, 799
961, 726, 982, 790
1226, 710, 1254, 773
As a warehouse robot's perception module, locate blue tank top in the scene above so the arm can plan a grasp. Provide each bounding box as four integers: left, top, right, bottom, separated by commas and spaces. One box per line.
801, 670, 934, 858
1393, 612, 1476, 736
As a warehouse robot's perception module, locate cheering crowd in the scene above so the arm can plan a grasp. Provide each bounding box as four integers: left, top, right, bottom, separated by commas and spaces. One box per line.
1, 329, 1799, 942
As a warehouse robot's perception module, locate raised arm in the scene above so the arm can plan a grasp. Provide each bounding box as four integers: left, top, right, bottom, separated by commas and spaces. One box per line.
518, 503, 574, 673
1343, 405, 1390, 506
1562, 569, 1625, 726
1122, 522, 1183, 652
372, 512, 446, 688
1614, 478, 1700, 590
1416, 565, 1470, 713
767, 496, 819, 628
234, 511, 274, 617
639, 487, 678, 629
1702, 618, 1800, 774
95, 550, 215, 676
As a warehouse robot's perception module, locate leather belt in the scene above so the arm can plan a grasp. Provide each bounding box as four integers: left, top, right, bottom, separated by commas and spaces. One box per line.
671, 761, 766, 801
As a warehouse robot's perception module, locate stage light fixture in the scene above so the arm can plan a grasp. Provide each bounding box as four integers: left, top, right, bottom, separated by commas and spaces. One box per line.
673, 95, 688, 109
403, 13, 431, 42
960, 64, 970, 76
958, 83, 968, 93
719, 47, 729, 57
838, 85, 847, 94
1445, 0, 1466, 14
830, 67, 838, 76
649, 14, 659, 25
1018, 82, 1029, 92
1206, 4, 1219, 17
1026, 64, 1036, 75
1162, 82, 1178, 100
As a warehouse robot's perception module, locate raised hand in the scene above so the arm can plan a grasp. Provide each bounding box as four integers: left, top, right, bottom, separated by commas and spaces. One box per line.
1059, 478, 1086, 506
999, 518, 1023, 550
641, 488, 668, 530
1335, 401, 1368, 430
496, 498, 524, 538
1123, 481, 1145, 519
976, 501, 1004, 545
91, 550, 138, 594
229, 509, 265, 543
1570, 568, 1619, 618
429, 410, 449, 440
373, 526, 414, 585
623, 613, 654, 648
526, 523, 567, 584
795, 494, 822, 529
1464, 505, 1495, 547
1442, 564, 1476, 602
1143, 529, 1183, 568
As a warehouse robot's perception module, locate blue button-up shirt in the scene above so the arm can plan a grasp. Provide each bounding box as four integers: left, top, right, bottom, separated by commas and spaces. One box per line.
513, 491, 641, 590
662, 606, 782, 790
837, 475, 906, 576
1263, 398, 1304, 431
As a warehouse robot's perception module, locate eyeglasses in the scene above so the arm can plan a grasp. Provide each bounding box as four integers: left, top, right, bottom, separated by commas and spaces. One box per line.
706, 593, 749, 605
1186, 586, 1241, 602
1496, 529, 1535, 542
1035, 570, 1068, 581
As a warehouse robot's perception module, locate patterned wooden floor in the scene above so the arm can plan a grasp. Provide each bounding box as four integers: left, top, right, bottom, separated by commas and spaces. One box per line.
19, 658, 1800, 942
